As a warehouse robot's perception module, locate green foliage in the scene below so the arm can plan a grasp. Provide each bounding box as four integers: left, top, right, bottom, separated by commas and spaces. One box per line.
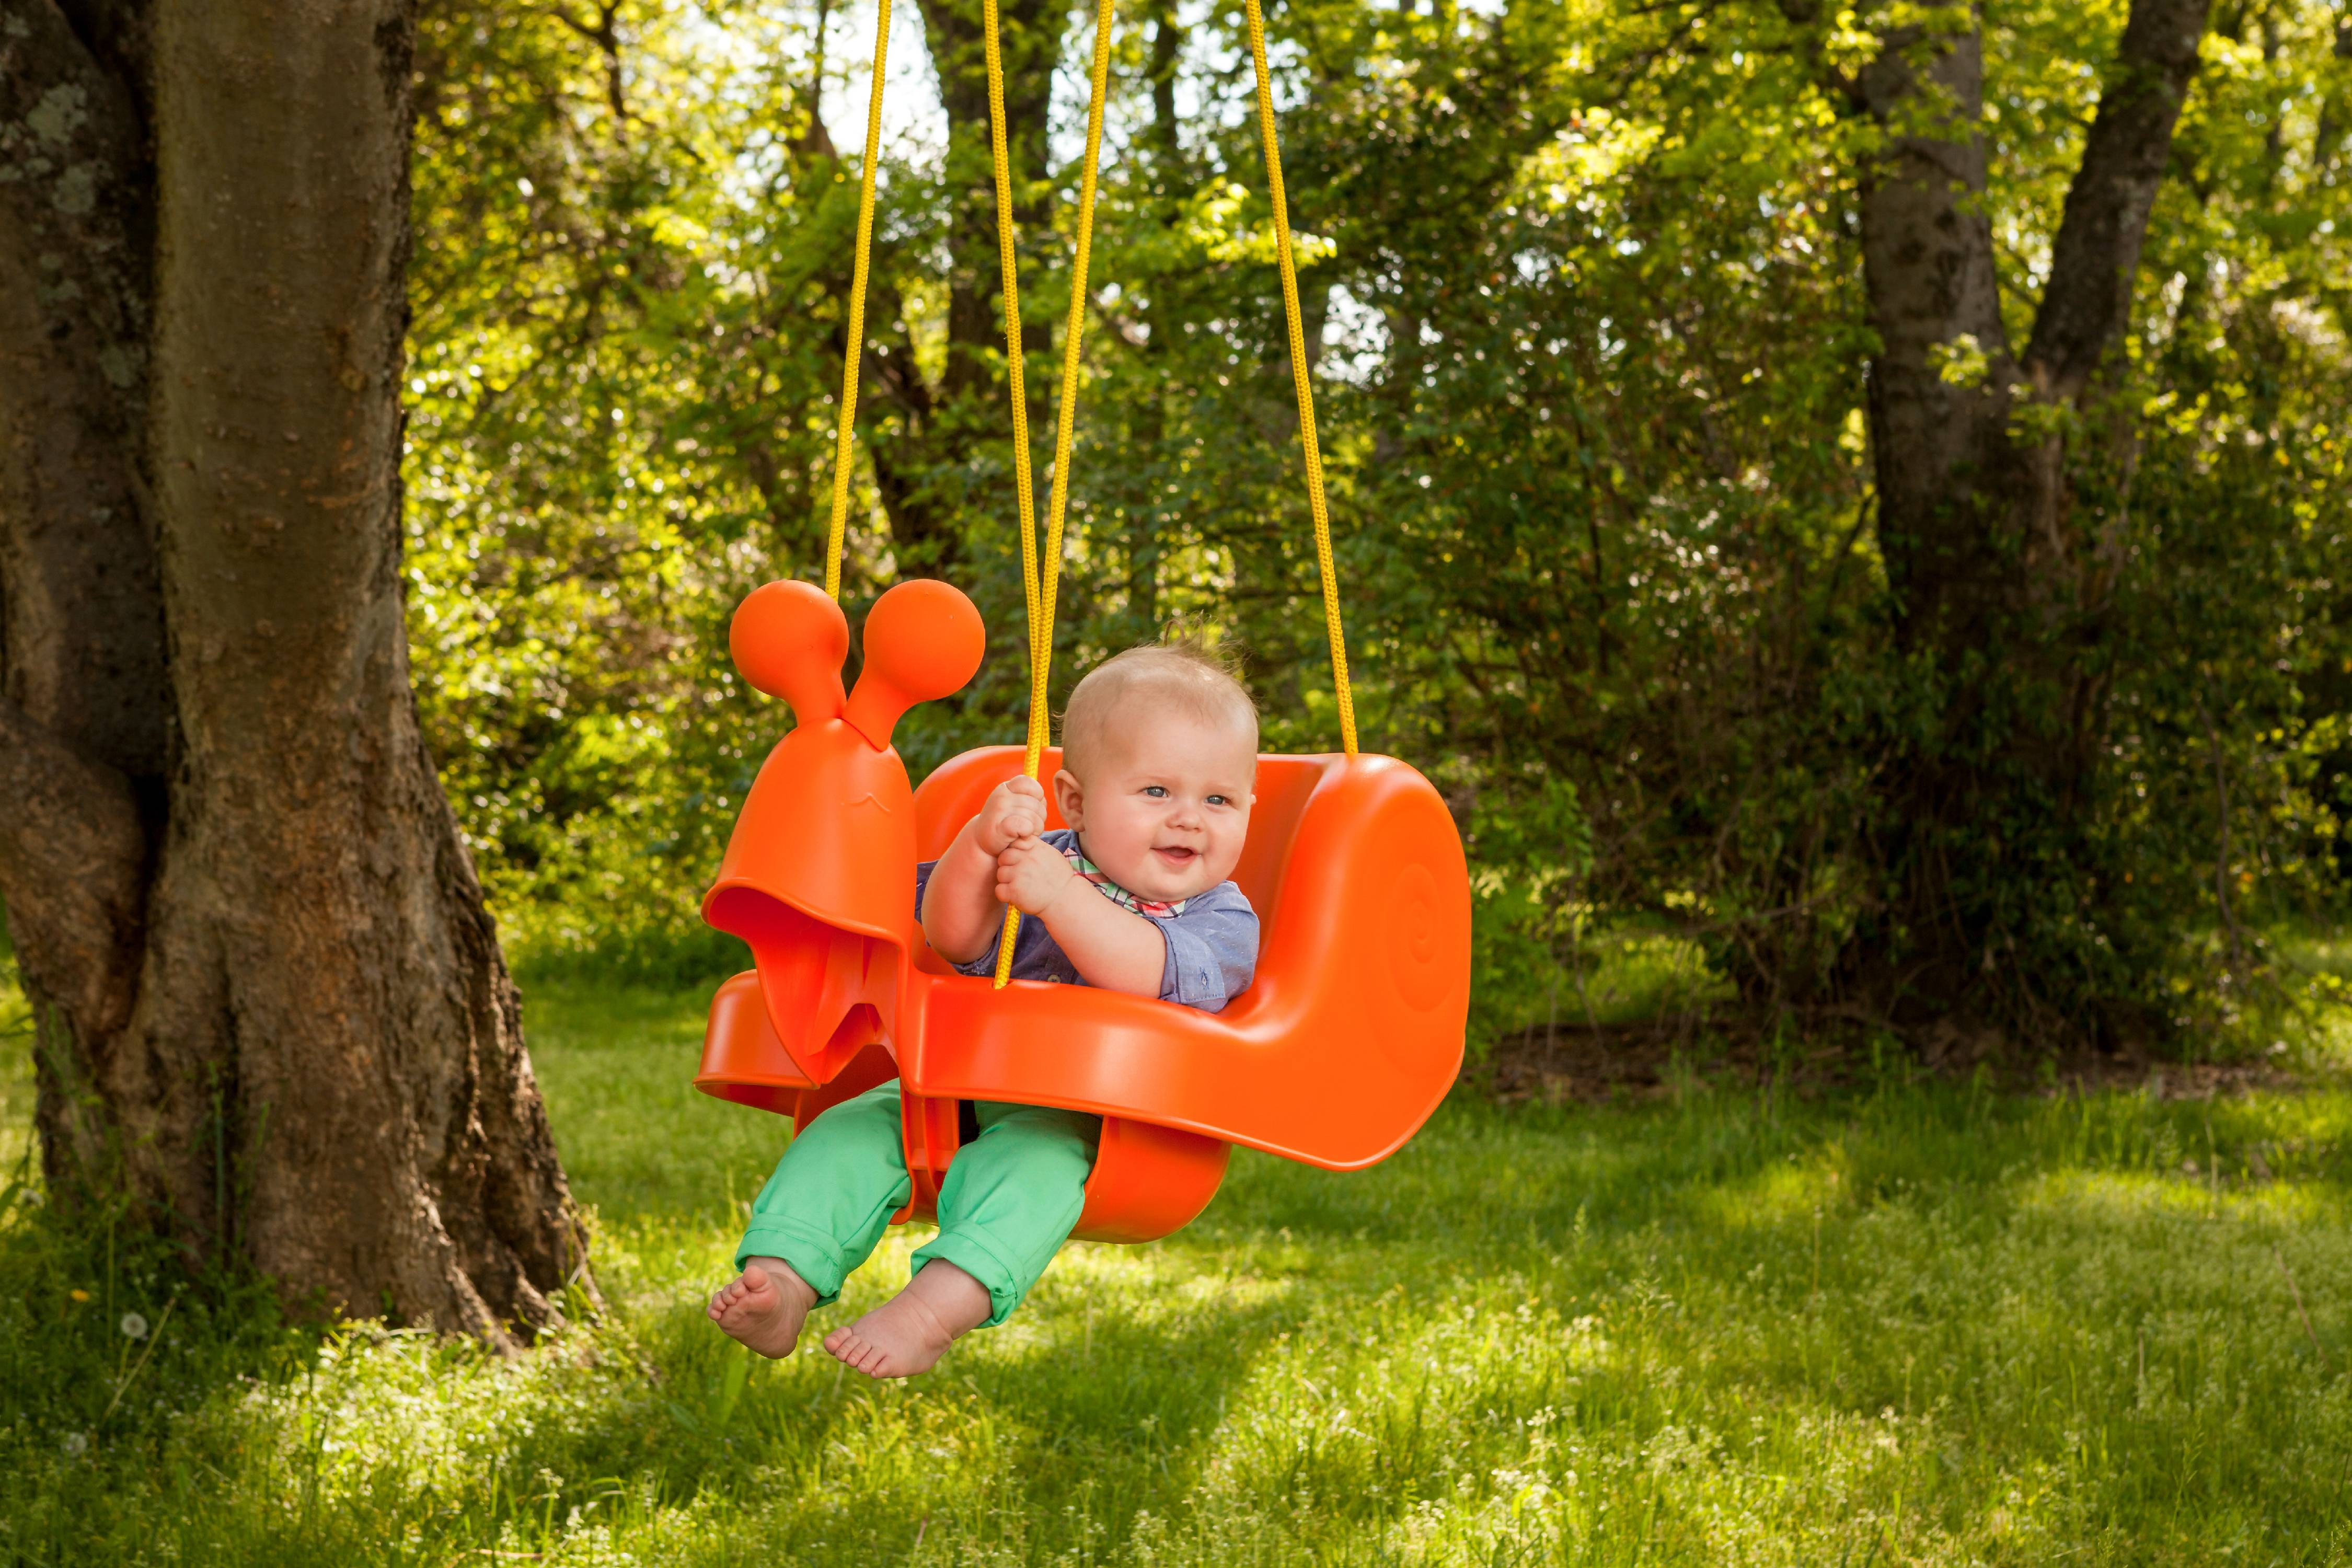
400, 0, 2352, 1029
1318, 0, 2351, 1033
1466, 775, 1598, 1048
14, 981, 2352, 1560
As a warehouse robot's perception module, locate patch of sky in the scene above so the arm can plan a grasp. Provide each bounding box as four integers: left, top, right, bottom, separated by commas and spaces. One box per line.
676, 0, 948, 175
675, 0, 1358, 302
1045, 5, 1235, 177
815, 0, 951, 169
1321, 283, 1391, 383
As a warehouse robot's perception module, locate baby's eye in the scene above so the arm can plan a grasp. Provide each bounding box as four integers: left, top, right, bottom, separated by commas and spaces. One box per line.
1206, 794, 1230, 807
1142, 785, 1168, 798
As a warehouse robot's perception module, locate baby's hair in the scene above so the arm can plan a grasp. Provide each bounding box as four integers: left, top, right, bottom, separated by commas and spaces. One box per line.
1059, 639, 1259, 777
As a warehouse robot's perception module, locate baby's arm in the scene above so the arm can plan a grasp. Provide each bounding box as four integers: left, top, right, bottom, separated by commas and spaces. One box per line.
920, 778, 1048, 965
994, 839, 1165, 998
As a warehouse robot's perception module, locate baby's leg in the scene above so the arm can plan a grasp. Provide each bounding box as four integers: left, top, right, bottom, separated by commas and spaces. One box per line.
712, 1083, 912, 1358
825, 1102, 1098, 1378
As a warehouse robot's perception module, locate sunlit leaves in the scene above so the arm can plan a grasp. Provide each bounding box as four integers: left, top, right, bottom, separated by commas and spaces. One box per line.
397, 0, 2352, 1010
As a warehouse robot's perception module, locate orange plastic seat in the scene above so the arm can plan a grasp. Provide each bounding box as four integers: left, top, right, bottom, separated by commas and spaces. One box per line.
696, 577, 1470, 1243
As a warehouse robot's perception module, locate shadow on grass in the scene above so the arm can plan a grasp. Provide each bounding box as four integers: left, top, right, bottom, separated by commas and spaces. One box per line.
16, 973, 2352, 1564
1208, 1073, 2352, 1264
0, 1209, 1300, 1565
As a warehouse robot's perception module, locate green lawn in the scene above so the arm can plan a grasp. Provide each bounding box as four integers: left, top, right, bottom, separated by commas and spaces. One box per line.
8, 978, 2352, 1564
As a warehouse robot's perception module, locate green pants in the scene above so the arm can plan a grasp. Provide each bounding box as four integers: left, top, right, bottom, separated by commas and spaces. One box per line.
735, 1082, 1100, 1328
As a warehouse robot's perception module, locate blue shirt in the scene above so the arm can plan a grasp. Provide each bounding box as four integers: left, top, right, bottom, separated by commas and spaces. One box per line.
914, 829, 1259, 1012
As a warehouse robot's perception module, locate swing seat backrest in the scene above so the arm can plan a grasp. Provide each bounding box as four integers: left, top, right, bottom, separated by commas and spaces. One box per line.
895, 746, 1470, 1170
695, 744, 1469, 1241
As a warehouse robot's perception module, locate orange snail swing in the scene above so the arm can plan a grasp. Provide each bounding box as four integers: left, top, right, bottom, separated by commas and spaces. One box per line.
691, 0, 1471, 1242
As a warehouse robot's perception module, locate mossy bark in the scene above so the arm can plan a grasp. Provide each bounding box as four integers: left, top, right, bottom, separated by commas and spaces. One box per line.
0, 0, 590, 1346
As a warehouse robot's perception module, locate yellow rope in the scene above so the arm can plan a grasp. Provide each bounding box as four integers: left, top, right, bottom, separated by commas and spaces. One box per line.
994, 0, 1117, 986
822, 0, 894, 601
814, 0, 1350, 981
1242, 0, 1356, 756
982, 0, 1042, 983
981, 0, 1043, 672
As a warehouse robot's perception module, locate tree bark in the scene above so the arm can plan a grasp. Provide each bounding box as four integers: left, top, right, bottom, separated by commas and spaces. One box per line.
1121, 0, 1187, 640
0, 0, 590, 1346
1851, 0, 2211, 1029
915, 0, 1062, 405
1853, 15, 2015, 658
839, 0, 1067, 575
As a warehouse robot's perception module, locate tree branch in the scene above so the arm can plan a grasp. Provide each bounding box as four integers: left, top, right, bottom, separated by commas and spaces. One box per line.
549, 1, 627, 125
800, 0, 837, 158
2023, 0, 2212, 399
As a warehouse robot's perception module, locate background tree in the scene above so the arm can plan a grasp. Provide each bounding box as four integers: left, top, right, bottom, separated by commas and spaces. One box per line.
1837, 0, 2213, 1031
390, 0, 2350, 1050
1299, 0, 2350, 1041
0, 0, 587, 1342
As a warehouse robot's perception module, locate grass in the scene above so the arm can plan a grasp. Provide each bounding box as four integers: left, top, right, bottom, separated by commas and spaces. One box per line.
8, 976, 2352, 1563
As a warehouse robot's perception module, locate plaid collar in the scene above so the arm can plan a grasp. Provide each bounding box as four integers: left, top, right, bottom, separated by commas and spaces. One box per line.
1062, 836, 1189, 918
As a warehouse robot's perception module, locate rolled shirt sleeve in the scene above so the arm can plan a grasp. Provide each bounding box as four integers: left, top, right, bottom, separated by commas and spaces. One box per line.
912, 856, 1078, 983
1149, 886, 1259, 1013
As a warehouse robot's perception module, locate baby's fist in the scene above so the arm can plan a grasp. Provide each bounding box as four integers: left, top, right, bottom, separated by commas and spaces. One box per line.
995, 836, 1075, 916
978, 775, 1048, 854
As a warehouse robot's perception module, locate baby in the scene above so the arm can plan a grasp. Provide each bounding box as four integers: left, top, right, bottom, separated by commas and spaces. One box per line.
707, 641, 1261, 1377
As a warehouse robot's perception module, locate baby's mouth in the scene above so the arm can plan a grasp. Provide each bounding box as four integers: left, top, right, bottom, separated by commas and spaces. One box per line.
1153, 846, 1197, 864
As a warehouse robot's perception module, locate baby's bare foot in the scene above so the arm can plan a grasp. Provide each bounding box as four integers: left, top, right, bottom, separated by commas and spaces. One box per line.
707, 1258, 817, 1358
824, 1260, 993, 1379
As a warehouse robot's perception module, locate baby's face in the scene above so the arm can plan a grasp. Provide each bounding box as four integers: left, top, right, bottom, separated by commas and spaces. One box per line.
1054, 710, 1256, 904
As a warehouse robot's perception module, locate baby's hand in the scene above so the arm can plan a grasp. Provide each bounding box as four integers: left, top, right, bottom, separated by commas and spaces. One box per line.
976, 776, 1049, 855
995, 836, 1076, 916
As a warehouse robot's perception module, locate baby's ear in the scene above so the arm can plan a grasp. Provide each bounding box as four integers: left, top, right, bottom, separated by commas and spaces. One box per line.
843, 579, 986, 748
730, 580, 848, 726
1051, 767, 1085, 827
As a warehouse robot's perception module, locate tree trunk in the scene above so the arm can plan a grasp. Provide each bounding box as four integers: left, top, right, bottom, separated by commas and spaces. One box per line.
915, 0, 1062, 405
1850, 0, 2211, 1032
1121, 0, 1186, 640
846, 0, 1067, 575
0, 0, 590, 1347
